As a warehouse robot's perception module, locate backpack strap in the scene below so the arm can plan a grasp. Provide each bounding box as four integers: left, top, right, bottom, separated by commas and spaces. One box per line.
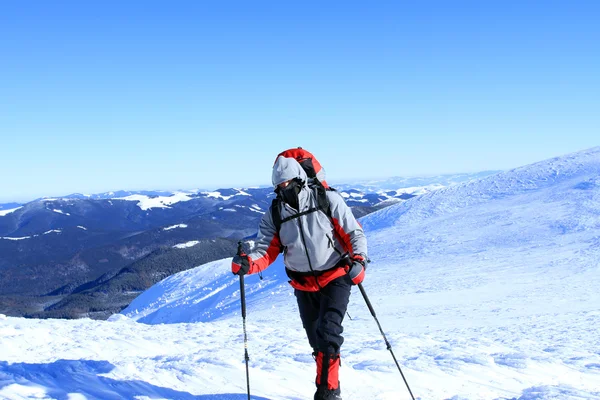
314, 182, 332, 221
270, 182, 333, 233
271, 198, 282, 233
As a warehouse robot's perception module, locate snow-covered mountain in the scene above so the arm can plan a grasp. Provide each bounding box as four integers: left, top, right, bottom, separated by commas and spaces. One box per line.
0, 203, 23, 213
0, 173, 488, 319
337, 170, 499, 191
1, 149, 599, 399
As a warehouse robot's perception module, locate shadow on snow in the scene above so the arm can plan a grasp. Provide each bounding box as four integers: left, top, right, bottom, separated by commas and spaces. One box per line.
0, 359, 271, 400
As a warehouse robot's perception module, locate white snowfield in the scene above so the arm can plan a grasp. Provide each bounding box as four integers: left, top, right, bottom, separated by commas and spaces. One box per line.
2, 147, 600, 399
116, 193, 193, 210
173, 240, 200, 249
52, 209, 70, 216
0, 235, 31, 241
203, 190, 252, 201
164, 224, 189, 231
0, 206, 22, 217
1, 230, 62, 241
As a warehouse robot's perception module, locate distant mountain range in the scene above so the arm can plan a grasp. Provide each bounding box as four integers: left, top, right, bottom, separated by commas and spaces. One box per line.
0, 171, 499, 319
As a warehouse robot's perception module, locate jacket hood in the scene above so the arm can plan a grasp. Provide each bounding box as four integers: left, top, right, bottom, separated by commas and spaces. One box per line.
272, 156, 308, 187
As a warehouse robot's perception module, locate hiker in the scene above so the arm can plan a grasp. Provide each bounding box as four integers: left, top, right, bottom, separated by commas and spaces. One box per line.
232, 148, 368, 400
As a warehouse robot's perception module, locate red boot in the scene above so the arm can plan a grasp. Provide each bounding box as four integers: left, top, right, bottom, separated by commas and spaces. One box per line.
314, 352, 342, 400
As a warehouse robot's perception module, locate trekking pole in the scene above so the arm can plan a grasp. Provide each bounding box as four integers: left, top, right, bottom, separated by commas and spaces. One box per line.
237, 242, 251, 400
358, 283, 415, 400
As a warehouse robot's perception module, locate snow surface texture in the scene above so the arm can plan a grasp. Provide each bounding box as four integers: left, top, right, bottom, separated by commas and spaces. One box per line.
2, 147, 600, 399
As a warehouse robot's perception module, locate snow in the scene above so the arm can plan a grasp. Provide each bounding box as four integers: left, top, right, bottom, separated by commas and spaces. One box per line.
106, 314, 133, 323
163, 224, 188, 231
117, 193, 193, 210
388, 184, 445, 196
1, 147, 600, 399
52, 209, 70, 216
1, 230, 61, 240
203, 190, 252, 201
0, 236, 32, 241
0, 207, 22, 217
173, 240, 200, 249
0, 317, 272, 400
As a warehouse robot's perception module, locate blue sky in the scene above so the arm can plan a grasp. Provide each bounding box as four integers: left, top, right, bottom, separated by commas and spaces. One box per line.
1, 1, 598, 202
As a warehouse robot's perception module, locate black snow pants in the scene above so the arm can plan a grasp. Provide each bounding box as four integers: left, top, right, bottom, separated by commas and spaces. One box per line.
294, 274, 352, 354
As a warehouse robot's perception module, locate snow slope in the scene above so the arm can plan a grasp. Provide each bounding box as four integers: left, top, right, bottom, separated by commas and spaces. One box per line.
0, 207, 22, 217
2, 147, 600, 399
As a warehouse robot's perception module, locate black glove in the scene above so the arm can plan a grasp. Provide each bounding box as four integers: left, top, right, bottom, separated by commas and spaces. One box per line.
347, 258, 366, 285
232, 253, 251, 276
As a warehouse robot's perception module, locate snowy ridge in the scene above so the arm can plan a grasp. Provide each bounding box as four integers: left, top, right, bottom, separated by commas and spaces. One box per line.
125, 258, 288, 324
362, 146, 600, 231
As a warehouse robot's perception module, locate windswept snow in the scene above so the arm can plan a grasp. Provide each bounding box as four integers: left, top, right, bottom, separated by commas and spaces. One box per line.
163, 224, 188, 231
173, 240, 200, 249
117, 193, 193, 210
0, 207, 22, 216
0, 317, 272, 400
1, 147, 600, 399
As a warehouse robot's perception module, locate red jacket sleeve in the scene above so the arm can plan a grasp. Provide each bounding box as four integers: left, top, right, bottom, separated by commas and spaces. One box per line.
246, 204, 282, 274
